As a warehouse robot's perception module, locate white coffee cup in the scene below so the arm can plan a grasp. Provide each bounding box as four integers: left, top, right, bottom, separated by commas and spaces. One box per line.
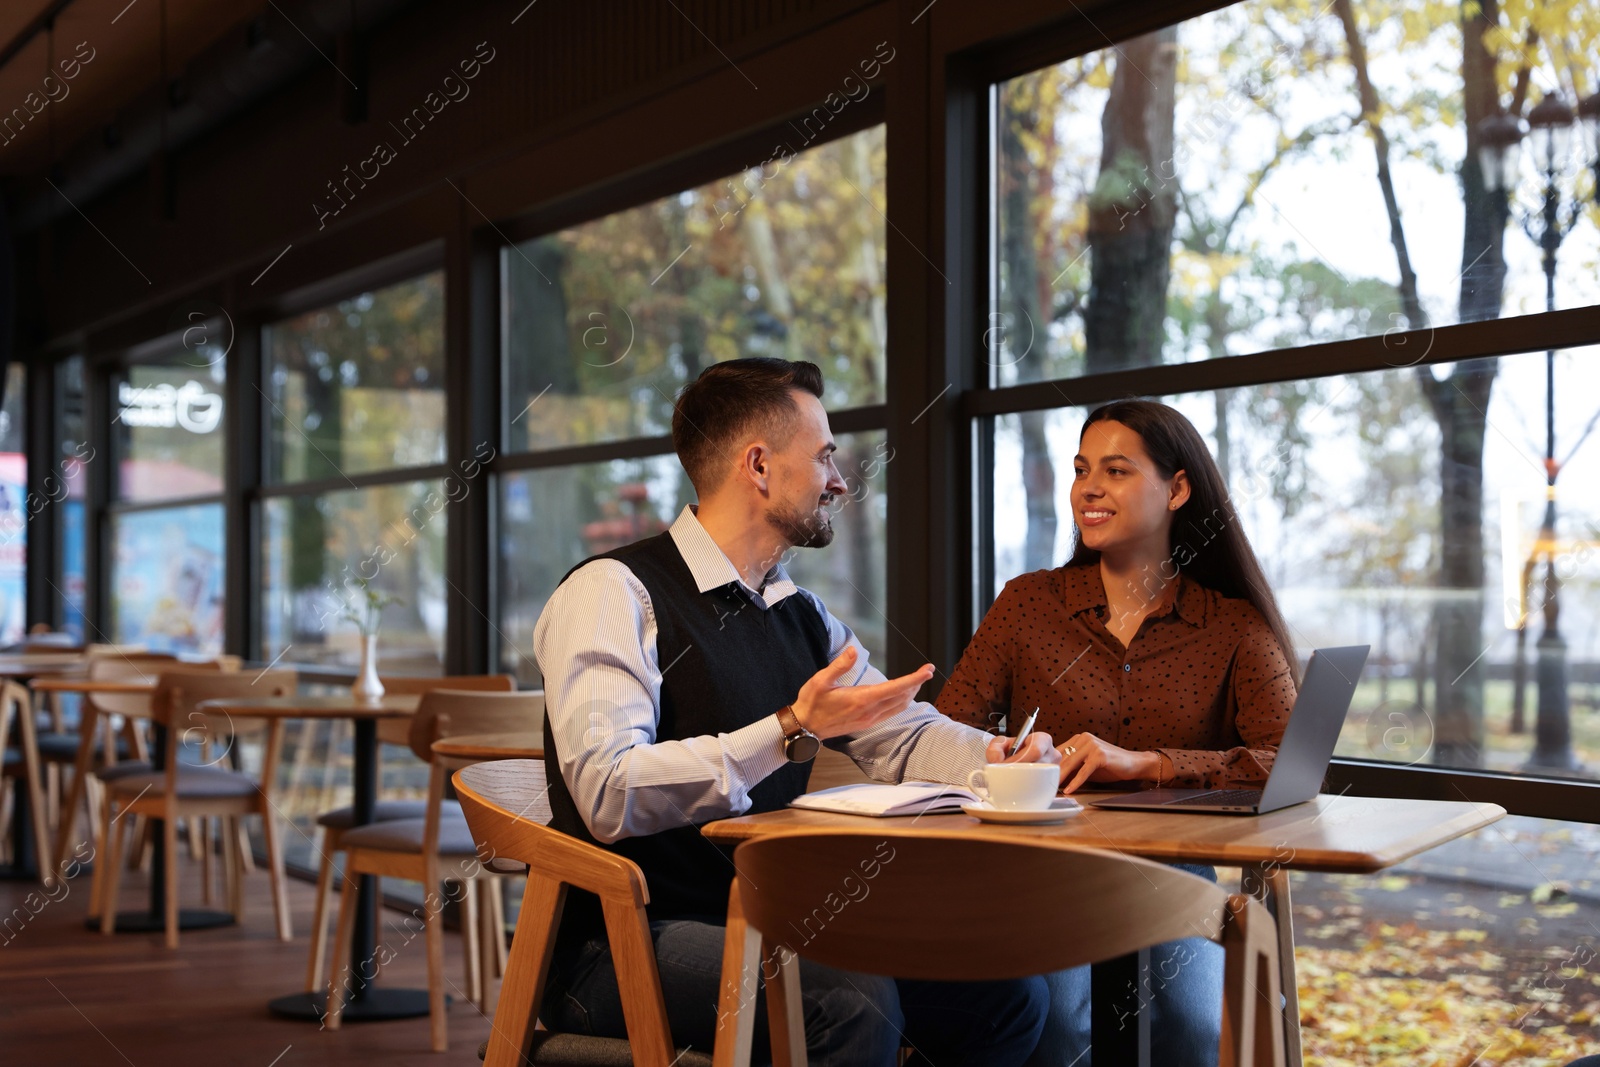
966, 762, 1059, 811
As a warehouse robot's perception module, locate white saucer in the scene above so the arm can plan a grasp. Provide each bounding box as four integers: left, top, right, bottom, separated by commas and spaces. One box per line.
961, 798, 1082, 824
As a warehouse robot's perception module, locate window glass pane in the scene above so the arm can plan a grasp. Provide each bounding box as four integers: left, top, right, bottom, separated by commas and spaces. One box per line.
0, 363, 26, 644
990, 346, 1600, 780
1294, 815, 1598, 1063
497, 456, 686, 687
116, 359, 226, 502
58, 357, 87, 639
992, 3, 1600, 385
260, 480, 447, 671
264, 272, 446, 484
503, 125, 886, 452
111, 503, 224, 653
782, 430, 889, 668
497, 431, 889, 686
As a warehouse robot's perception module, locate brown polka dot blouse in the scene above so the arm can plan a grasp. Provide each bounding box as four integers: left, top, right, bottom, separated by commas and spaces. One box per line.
935, 563, 1297, 789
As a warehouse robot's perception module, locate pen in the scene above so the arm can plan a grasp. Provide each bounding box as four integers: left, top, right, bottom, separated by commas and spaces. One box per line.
1008, 707, 1039, 758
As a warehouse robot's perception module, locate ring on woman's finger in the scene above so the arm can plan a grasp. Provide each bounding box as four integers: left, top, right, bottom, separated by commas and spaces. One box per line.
1062, 745, 1076, 757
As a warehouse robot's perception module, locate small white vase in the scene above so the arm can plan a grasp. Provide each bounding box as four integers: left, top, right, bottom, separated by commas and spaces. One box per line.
352, 634, 385, 703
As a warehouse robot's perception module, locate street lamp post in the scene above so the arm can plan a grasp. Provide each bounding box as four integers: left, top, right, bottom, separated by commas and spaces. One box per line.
1481, 89, 1600, 772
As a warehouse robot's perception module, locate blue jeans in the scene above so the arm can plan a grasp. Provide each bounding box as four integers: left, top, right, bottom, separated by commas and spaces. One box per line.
544, 917, 1048, 1067
1026, 864, 1225, 1067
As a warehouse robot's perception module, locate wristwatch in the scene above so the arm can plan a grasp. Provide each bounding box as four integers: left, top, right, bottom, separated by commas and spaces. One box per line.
776, 704, 821, 763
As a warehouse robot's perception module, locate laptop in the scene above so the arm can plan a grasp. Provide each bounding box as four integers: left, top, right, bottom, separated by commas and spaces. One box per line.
1089, 645, 1370, 816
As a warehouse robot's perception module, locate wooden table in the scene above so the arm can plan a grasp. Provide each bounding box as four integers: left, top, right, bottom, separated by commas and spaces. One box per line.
703, 792, 1505, 1066
197, 693, 424, 1023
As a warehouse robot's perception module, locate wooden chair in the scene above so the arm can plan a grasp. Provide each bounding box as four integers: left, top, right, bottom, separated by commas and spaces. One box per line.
304, 673, 517, 994
55, 654, 225, 906
95, 668, 298, 948
326, 689, 544, 1052
0, 680, 52, 881
712, 830, 1286, 1067
452, 759, 714, 1067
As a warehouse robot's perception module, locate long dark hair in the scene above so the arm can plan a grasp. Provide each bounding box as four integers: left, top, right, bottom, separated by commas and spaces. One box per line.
1067, 400, 1297, 674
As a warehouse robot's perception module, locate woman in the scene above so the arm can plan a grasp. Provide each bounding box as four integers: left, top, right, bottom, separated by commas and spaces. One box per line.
937, 400, 1298, 1067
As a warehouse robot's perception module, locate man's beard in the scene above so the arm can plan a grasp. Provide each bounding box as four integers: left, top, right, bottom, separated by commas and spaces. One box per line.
765, 497, 836, 549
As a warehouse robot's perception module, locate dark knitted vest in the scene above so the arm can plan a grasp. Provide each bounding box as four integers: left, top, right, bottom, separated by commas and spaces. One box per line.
543, 531, 831, 943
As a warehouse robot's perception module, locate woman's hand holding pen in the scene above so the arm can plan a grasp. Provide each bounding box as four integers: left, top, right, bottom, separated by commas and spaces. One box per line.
984, 732, 1060, 766
1055, 733, 1163, 794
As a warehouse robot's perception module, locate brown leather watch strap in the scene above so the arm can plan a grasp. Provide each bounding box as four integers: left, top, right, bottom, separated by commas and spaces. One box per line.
776, 704, 803, 737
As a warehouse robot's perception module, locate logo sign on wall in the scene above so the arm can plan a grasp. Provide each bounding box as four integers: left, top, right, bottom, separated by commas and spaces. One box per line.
117, 381, 223, 434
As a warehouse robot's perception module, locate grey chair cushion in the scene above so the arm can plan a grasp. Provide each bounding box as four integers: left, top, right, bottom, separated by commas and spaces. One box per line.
316, 798, 461, 830
105, 767, 258, 799
477, 1035, 715, 1066
339, 813, 481, 855
34, 730, 136, 762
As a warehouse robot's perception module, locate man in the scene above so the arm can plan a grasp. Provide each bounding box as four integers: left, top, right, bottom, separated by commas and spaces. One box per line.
535, 357, 1057, 1065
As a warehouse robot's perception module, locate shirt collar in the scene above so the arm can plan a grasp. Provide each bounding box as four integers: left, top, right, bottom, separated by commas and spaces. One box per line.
668, 505, 798, 608
1055, 563, 1206, 629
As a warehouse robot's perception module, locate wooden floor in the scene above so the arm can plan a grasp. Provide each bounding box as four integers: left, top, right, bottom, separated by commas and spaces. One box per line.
0, 854, 497, 1066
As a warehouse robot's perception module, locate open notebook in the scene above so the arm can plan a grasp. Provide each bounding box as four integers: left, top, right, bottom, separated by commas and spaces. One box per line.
791, 781, 1082, 818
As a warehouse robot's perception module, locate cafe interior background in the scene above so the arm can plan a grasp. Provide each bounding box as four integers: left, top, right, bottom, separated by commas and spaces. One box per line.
0, 0, 1597, 1062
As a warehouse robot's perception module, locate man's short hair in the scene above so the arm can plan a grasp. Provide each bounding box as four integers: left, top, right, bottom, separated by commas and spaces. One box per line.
671, 358, 825, 495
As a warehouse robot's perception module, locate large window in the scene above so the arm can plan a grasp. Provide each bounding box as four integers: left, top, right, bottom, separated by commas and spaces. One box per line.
496, 125, 890, 686
0, 363, 27, 645
259, 272, 448, 670
990, 0, 1600, 384
56, 357, 87, 638
264, 273, 446, 481
109, 343, 227, 653
983, 2, 1600, 784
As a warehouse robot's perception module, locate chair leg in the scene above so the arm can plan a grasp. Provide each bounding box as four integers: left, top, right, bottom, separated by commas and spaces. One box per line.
424, 889, 448, 1052
162, 815, 180, 949
477, 879, 499, 1014
1221, 895, 1286, 1067
186, 814, 203, 860
325, 864, 362, 1031
200, 817, 215, 906
261, 807, 292, 941
489, 877, 509, 978
236, 819, 255, 873
86, 785, 112, 922
462, 880, 482, 1009
0, 783, 13, 863
45, 763, 61, 833
306, 837, 338, 992
764, 943, 807, 1067
713, 880, 765, 1067
483, 874, 562, 1067
222, 817, 244, 922
97, 800, 126, 935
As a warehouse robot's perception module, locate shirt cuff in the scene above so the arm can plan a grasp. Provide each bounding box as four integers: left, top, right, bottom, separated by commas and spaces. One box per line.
724, 713, 790, 790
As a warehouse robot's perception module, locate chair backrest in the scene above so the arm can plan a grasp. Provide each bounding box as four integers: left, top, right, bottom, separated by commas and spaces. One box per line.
731, 830, 1227, 980
720, 831, 1287, 1067
454, 760, 675, 1067
380, 673, 517, 696
373, 674, 515, 746
87, 654, 207, 719
405, 689, 545, 763
155, 669, 298, 781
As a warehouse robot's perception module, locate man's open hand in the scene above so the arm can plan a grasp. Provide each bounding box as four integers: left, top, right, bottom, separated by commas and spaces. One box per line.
791, 646, 934, 740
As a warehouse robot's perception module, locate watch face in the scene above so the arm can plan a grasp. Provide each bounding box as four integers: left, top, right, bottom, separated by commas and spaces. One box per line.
786, 732, 822, 763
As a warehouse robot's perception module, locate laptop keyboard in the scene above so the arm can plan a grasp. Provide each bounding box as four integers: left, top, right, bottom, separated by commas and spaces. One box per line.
1187, 789, 1263, 806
